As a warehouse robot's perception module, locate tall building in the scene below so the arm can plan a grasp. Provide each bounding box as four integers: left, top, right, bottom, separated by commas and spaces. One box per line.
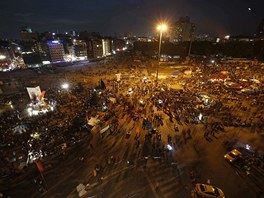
20, 41, 50, 67
73, 39, 87, 59
0, 46, 12, 71
124, 32, 133, 38
0, 40, 24, 71
20, 27, 39, 41
39, 32, 53, 42
34, 42, 51, 62
69, 30, 77, 37
102, 39, 111, 56
79, 31, 101, 40
0, 41, 13, 70
111, 38, 126, 53
256, 18, 264, 39
47, 40, 65, 63
170, 16, 195, 42
87, 39, 103, 59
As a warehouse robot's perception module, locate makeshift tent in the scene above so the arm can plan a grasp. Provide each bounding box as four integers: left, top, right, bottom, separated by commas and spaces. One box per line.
210, 73, 227, 82
13, 124, 27, 134
115, 73, 121, 82
239, 79, 248, 82
89, 92, 100, 106
98, 79, 106, 89
88, 116, 100, 127
109, 97, 116, 103
250, 79, 260, 84
169, 84, 183, 90
100, 125, 111, 134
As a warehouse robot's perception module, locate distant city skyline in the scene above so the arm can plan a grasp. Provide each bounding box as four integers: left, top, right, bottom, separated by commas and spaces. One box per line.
0, 0, 263, 39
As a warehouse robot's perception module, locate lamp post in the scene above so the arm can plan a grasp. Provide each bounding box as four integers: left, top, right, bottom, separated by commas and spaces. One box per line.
156, 24, 167, 82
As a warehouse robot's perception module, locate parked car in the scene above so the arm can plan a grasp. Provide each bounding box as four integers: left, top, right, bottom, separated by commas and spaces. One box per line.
195, 183, 225, 198
224, 149, 242, 162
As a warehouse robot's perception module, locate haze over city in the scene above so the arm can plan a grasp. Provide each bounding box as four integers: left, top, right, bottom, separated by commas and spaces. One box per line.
1, 0, 264, 38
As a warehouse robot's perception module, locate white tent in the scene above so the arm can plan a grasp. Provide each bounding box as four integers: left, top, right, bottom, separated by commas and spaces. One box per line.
88, 117, 100, 127
250, 79, 260, 84
109, 97, 116, 103
100, 125, 111, 134
239, 79, 248, 82
115, 73, 121, 82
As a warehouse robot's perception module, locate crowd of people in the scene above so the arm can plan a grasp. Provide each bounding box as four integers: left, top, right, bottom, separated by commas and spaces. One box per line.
0, 55, 264, 192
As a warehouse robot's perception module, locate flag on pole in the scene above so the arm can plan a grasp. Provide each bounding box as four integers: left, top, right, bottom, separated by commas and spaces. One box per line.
41, 91, 46, 100
34, 158, 44, 173
93, 169, 97, 177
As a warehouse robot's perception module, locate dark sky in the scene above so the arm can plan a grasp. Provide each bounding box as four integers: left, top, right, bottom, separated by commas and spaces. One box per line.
0, 0, 263, 39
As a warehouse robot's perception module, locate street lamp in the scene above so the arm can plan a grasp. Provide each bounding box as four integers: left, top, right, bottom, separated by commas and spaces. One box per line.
61, 83, 69, 90
156, 24, 167, 81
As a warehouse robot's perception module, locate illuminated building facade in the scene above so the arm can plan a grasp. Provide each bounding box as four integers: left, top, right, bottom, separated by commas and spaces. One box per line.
47, 40, 65, 62
256, 18, 264, 39
0, 40, 15, 71
73, 40, 87, 59
102, 39, 111, 56
170, 16, 195, 42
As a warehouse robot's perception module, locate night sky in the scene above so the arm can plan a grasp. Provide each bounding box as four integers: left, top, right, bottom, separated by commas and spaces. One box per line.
0, 0, 263, 39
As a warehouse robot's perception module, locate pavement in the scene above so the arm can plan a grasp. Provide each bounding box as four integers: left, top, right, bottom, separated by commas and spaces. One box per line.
1, 58, 264, 198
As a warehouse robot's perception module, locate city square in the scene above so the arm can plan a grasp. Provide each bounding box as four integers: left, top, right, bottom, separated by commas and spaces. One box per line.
0, 1, 264, 198
0, 54, 264, 198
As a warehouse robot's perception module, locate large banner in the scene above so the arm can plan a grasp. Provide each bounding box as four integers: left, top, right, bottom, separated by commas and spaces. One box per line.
26, 86, 41, 100
115, 73, 121, 82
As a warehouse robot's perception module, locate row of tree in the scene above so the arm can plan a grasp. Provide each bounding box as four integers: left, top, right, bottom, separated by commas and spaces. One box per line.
134, 41, 264, 60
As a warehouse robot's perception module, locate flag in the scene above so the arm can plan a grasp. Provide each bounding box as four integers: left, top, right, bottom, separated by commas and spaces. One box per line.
86, 111, 89, 122
34, 158, 44, 173
99, 79, 106, 89
41, 91, 46, 100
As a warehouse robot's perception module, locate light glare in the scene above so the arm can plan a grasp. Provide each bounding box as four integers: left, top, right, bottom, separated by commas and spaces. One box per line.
61, 83, 69, 89
157, 24, 167, 31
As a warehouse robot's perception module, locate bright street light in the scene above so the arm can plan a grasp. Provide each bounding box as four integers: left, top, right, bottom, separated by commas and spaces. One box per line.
157, 24, 167, 31
61, 83, 69, 89
156, 23, 167, 82
0, 55, 6, 60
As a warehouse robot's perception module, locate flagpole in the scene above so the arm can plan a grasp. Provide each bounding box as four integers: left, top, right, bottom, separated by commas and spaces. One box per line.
40, 172, 48, 189
34, 158, 48, 189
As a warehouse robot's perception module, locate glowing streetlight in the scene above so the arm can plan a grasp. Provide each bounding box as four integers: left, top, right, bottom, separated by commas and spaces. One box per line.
61, 83, 69, 89
0, 55, 6, 60
157, 24, 167, 32
156, 23, 167, 82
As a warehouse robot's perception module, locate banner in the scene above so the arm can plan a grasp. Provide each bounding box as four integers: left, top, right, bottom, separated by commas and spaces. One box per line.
26, 86, 42, 100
